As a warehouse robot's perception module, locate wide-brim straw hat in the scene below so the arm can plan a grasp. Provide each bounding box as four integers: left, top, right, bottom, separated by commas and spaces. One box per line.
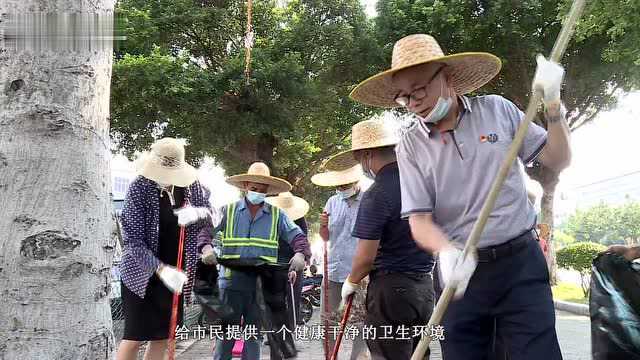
135, 137, 198, 187
324, 119, 399, 171
265, 192, 310, 221
311, 165, 362, 187
226, 162, 292, 195
350, 34, 502, 108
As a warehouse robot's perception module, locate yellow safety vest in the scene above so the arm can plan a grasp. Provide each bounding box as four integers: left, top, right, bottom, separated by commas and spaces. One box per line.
220, 202, 280, 264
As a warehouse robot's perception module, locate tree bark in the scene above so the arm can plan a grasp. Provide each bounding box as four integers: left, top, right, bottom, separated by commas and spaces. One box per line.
0, 1, 115, 358
541, 182, 559, 285
233, 133, 276, 169
528, 164, 560, 285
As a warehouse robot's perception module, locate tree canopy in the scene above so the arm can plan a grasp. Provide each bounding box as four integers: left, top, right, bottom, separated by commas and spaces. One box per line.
564, 202, 640, 246
111, 0, 381, 215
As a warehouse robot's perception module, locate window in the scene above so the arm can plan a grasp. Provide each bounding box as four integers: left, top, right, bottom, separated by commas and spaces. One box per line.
113, 177, 130, 197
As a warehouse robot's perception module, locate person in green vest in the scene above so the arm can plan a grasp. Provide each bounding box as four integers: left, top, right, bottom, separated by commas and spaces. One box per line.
197, 162, 310, 360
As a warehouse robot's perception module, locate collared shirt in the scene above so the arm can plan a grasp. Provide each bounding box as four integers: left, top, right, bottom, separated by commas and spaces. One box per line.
352, 162, 435, 273
324, 191, 363, 282
119, 176, 211, 302
198, 198, 309, 290
396, 95, 547, 248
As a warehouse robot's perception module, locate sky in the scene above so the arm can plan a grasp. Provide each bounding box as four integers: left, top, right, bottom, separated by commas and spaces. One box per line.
556, 92, 640, 192
362, 0, 377, 17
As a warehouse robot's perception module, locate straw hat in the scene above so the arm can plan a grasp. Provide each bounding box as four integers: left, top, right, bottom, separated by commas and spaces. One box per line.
226, 162, 292, 195
265, 192, 310, 221
311, 165, 362, 188
135, 138, 198, 187
324, 119, 399, 171
350, 34, 502, 108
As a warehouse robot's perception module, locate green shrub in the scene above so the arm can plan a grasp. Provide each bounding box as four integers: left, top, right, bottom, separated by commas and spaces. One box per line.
556, 242, 606, 297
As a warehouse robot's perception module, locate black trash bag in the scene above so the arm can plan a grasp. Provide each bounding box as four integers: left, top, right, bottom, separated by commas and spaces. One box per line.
590, 253, 640, 360
192, 261, 235, 326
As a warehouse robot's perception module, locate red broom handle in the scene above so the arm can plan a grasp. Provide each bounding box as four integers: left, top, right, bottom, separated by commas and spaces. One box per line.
323, 239, 330, 359
167, 224, 186, 360
329, 295, 354, 360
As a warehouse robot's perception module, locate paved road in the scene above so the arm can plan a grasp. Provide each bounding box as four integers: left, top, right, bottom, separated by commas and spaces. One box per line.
556, 311, 591, 360
177, 310, 589, 360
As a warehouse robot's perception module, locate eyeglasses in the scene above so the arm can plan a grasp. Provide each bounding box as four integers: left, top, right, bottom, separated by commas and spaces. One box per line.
394, 66, 444, 107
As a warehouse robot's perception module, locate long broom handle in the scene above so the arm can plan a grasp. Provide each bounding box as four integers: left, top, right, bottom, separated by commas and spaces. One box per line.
329, 295, 354, 360
323, 239, 330, 360
168, 224, 187, 360
290, 280, 298, 329
410, 1, 587, 359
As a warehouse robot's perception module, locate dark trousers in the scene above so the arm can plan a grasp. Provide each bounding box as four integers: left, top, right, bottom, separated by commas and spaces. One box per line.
365, 271, 435, 360
256, 267, 297, 360
434, 263, 509, 360
217, 265, 297, 360
440, 236, 562, 360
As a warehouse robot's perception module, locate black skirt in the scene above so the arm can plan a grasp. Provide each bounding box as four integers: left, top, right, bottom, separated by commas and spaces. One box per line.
122, 186, 185, 341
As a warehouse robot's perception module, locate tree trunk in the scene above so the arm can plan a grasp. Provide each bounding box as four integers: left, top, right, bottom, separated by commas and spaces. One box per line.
527, 163, 560, 285
541, 182, 559, 285
0, 1, 115, 358
234, 134, 276, 168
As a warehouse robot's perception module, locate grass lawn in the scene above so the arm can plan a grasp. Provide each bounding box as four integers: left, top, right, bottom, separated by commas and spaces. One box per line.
552, 282, 588, 304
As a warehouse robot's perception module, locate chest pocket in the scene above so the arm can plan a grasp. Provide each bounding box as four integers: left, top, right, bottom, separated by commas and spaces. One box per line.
329, 205, 346, 233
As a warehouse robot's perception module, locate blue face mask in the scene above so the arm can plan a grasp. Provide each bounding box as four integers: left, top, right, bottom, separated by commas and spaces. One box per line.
419, 80, 453, 124
246, 191, 266, 205
421, 96, 452, 124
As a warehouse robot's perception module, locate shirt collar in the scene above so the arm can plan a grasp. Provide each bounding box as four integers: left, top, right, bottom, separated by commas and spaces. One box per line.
459, 95, 472, 113
376, 162, 398, 179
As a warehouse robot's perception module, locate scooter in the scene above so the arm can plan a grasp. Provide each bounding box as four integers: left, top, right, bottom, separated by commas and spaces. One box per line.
300, 274, 323, 323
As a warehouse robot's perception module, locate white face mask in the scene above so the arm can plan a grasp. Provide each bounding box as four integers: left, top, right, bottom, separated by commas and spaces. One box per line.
418, 80, 453, 124
337, 186, 357, 200
362, 153, 376, 180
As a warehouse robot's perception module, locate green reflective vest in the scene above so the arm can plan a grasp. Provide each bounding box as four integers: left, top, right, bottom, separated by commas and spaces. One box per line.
220, 201, 280, 264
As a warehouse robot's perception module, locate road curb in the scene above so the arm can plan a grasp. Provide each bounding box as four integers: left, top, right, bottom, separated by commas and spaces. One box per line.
554, 300, 589, 316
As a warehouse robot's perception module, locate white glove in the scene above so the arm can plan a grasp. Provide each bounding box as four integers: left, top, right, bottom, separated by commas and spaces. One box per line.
439, 246, 478, 300
288, 270, 297, 284
157, 265, 188, 294
288, 252, 306, 272
201, 245, 217, 265
532, 54, 565, 107
340, 278, 359, 308
174, 206, 211, 226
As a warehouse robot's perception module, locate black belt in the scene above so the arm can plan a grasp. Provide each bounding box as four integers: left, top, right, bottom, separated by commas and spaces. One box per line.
476, 229, 536, 263
370, 269, 432, 278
